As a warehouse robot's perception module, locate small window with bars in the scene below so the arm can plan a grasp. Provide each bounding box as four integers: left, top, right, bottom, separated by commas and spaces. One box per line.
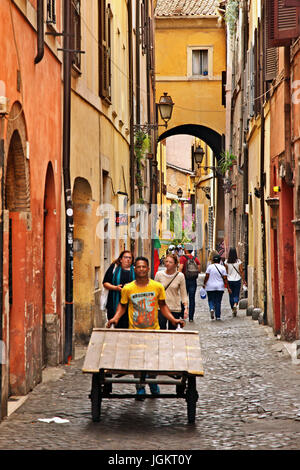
71, 0, 81, 70
47, 0, 56, 25
99, 0, 112, 100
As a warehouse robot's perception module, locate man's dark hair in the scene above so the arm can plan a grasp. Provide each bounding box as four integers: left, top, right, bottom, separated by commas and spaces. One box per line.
135, 256, 149, 266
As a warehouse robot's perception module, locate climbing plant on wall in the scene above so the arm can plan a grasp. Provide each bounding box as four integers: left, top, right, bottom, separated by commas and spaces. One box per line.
134, 130, 151, 204
224, 0, 239, 39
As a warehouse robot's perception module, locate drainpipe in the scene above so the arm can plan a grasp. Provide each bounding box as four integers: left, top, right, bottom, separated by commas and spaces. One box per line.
63, 0, 74, 363
136, 0, 141, 128
34, 0, 45, 64
0, 115, 5, 420
260, 107, 267, 323
136, 0, 143, 256
148, 0, 158, 278
128, 0, 135, 255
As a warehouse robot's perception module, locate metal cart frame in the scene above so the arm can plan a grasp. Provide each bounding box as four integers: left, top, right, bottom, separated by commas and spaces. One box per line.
82, 328, 204, 424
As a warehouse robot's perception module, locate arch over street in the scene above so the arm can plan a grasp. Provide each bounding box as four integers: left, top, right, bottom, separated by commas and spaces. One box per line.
158, 124, 224, 160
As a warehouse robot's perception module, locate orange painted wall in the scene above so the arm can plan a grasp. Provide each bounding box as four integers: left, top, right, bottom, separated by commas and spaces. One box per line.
0, 2, 62, 398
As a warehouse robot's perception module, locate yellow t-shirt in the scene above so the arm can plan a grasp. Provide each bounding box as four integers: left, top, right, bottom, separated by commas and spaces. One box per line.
120, 279, 166, 329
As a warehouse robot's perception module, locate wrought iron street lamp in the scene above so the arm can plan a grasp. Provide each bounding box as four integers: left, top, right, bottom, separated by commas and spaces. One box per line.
193, 145, 205, 167
133, 92, 174, 133
157, 92, 174, 127
177, 187, 183, 199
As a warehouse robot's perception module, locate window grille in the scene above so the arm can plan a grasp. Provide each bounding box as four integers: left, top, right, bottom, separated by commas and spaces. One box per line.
47, 0, 56, 25
71, 0, 81, 69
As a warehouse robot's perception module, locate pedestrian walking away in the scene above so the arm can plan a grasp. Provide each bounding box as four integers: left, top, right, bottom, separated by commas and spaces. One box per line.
224, 247, 247, 316
179, 243, 201, 322
107, 256, 185, 399
154, 253, 188, 329
207, 249, 220, 267
203, 254, 231, 320
103, 250, 135, 328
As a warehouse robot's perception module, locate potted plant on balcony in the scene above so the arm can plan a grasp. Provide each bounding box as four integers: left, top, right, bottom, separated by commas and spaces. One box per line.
217, 150, 237, 176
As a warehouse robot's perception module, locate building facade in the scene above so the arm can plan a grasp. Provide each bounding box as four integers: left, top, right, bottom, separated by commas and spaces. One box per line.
154, 0, 226, 258
68, 0, 157, 343
224, 0, 300, 341
0, 0, 63, 419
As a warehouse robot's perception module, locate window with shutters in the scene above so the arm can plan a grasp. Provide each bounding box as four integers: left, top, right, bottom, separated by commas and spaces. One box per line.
266, 0, 300, 47
141, 0, 147, 55
263, 2, 278, 82
71, 0, 81, 70
47, 0, 56, 25
284, 0, 300, 6
254, 26, 263, 115
249, 47, 255, 117
147, 17, 154, 73
99, 0, 112, 101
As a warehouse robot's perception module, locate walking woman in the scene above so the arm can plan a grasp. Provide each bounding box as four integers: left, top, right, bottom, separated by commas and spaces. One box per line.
103, 250, 135, 328
224, 247, 247, 316
203, 254, 231, 321
154, 253, 188, 329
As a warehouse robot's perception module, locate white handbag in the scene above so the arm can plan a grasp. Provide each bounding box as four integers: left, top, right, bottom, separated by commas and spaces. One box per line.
100, 287, 109, 310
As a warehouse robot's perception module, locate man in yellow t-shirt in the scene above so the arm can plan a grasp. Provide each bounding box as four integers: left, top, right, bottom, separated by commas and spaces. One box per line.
107, 257, 185, 330
107, 257, 185, 399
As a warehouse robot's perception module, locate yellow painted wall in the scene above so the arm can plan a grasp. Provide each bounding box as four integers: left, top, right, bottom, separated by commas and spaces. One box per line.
69, 1, 131, 339
247, 118, 264, 309
155, 17, 226, 135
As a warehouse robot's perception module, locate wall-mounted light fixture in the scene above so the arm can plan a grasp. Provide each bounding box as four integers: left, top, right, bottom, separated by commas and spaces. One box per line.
133, 92, 174, 133
177, 187, 183, 199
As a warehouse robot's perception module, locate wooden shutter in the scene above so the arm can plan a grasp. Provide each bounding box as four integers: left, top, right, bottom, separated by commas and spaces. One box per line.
221, 71, 226, 107
99, 0, 111, 99
267, 0, 300, 47
70, 0, 81, 69
147, 17, 154, 73
263, 1, 278, 81
250, 46, 255, 117
284, 0, 300, 6
141, 0, 146, 55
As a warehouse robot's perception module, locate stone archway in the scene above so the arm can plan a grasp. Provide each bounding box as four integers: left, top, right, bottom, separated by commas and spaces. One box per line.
158, 124, 224, 161
73, 177, 94, 343
5, 103, 31, 395
43, 163, 58, 366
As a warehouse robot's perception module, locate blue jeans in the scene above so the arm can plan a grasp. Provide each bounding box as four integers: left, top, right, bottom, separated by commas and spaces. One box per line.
207, 291, 224, 319
228, 280, 241, 309
185, 279, 197, 321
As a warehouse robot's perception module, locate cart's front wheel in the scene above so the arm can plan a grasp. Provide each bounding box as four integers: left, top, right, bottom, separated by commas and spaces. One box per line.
186, 376, 199, 424
91, 373, 102, 422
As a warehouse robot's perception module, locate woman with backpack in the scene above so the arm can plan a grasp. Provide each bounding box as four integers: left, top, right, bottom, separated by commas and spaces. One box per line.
203, 254, 231, 321
179, 244, 201, 322
224, 247, 247, 316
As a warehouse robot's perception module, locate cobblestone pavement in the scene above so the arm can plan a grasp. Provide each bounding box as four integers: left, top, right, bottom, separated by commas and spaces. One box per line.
1, 281, 300, 450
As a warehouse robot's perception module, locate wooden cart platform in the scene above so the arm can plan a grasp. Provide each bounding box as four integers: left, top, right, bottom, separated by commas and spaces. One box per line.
82, 328, 204, 423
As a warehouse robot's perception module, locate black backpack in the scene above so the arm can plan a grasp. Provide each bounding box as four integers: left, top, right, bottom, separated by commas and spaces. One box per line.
184, 255, 199, 280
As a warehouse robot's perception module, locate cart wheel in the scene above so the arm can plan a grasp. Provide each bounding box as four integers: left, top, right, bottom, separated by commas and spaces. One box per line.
186, 376, 199, 424
91, 373, 102, 422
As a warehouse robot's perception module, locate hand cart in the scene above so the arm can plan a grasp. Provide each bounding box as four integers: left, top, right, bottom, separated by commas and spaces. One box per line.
82, 328, 204, 424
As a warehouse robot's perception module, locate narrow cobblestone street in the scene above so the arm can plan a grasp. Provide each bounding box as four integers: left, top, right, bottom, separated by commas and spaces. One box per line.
1, 280, 300, 451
